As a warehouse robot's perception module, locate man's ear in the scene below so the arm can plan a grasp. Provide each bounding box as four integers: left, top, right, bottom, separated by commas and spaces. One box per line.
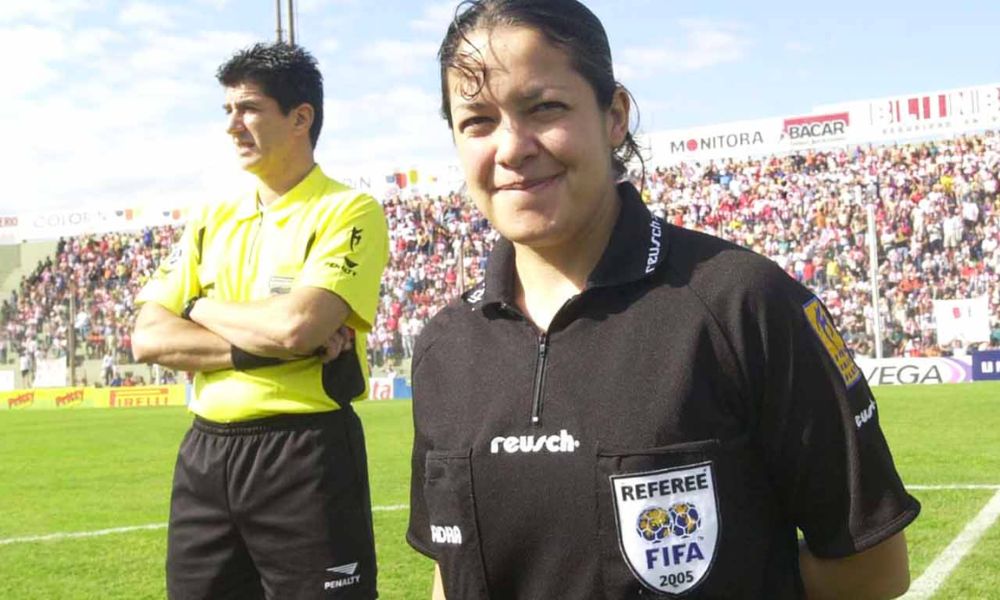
293, 103, 314, 136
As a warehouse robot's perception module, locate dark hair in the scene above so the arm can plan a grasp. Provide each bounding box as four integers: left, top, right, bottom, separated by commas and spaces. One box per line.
216, 42, 324, 148
438, 0, 643, 179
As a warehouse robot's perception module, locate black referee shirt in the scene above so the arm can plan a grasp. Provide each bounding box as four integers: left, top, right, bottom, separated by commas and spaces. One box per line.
407, 183, 919, 599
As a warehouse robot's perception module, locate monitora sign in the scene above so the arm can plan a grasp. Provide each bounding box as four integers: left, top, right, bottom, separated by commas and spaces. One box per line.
668, 131, 765, 154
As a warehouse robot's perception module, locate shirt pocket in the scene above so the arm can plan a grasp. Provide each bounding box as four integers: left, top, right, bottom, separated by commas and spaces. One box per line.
423, 449, 490, 600
596, 436, 783, 599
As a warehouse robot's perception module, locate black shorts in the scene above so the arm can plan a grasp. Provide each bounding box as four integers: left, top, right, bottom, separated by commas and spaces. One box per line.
166, 409, 377, 599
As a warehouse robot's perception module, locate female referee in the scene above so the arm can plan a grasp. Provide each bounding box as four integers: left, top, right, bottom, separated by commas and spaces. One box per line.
406, 1, 920, 598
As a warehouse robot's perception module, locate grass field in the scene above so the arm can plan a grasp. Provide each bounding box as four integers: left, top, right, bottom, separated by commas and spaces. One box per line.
1, 382, 998, 599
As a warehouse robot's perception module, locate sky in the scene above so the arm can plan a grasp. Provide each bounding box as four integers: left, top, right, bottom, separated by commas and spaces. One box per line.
2, 0, 998, 212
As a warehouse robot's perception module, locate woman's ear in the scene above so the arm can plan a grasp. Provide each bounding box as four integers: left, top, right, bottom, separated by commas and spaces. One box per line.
606, 86, 630, 148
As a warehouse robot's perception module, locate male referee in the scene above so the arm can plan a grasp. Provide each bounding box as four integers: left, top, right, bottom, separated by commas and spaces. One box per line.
132, 42, 388, 599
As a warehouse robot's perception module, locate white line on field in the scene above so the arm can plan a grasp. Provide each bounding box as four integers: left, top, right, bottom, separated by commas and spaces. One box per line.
909, 484, 1000, 490
0, 504, 410, 546
0, 523, 167, 546
4, 486, 1000, 548
373, 504, 410, 512
902, 489, 1000, 600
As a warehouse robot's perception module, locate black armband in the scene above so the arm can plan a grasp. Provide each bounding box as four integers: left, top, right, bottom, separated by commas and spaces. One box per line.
230, 345, 284, 371
180, 297, 200, 321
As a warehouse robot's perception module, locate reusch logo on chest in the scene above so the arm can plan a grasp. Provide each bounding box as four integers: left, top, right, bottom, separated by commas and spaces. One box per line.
610, 462, 719, 595
489, 430, 580, 454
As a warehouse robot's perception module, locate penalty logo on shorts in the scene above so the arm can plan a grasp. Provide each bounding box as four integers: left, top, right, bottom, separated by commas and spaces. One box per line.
610, 462, 719, 595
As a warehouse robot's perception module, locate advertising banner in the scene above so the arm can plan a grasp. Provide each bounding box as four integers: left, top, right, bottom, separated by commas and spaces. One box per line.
2, 390, 37, 410
366, 377, 412, 400
103, 386, 186, 408
933, 297, 991, 345
972, 350, 1000, 382
856, 357, 973, 386
369, 377, 394, 400
52, 388, 88, 408
0, 215, 19, 245
34, 358, 68, 388
647, 117, 784, 164
0, 385, 188, 410
0, 388, 85, 410
643, 82, 999, 166
779, 112, 852, 149
1, 380, 412, 408
12, 206, 189, 243
0, 370, 14, 392
817, 83, 1000, 142
336, 162, 465, 201
392, 377, 412, 400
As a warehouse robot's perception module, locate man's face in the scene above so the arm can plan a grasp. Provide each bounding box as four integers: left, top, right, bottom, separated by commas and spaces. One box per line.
223, 80, 297, 176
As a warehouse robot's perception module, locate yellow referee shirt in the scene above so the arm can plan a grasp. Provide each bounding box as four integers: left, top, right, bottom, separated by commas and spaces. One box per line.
137, 166, 389, 422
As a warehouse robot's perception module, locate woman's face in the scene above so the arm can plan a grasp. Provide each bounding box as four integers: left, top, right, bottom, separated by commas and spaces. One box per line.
446, 25, 628, 250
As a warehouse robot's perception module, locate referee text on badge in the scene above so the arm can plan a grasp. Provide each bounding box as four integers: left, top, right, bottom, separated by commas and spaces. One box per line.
610, 462, 720, 595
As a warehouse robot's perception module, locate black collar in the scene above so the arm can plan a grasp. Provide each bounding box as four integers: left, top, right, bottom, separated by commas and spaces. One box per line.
474, 182, 668, 308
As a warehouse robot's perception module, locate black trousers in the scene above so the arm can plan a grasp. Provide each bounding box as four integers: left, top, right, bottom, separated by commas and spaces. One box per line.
166, 409, 378, 599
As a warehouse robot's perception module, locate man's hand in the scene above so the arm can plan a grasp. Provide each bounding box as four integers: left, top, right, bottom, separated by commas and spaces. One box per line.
317, 326, 355, 362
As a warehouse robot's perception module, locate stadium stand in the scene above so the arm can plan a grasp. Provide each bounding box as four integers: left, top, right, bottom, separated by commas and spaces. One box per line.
1, 227, 181, 386
2, 132, 999, 387
640, 133, 1000, 358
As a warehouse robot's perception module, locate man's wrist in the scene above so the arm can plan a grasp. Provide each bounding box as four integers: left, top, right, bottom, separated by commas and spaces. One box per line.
180, 297, 200, 321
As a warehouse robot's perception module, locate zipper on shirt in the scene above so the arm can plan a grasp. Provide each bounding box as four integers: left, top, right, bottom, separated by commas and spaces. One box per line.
530, 333, 549, 426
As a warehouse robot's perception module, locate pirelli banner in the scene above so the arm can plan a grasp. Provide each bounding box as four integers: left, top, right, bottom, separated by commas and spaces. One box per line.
0, 385, 188, 410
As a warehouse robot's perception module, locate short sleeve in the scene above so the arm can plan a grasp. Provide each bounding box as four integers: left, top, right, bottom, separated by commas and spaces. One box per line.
406, 401, 437, 559
751, 271, 920, 558
295, 193, 388, 332
135, 213, 204, 314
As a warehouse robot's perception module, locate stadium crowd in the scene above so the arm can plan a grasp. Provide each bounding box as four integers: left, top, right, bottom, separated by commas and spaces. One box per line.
2, 132, 999, 384
0, 227, 181, 385
640, 132, 1000, 358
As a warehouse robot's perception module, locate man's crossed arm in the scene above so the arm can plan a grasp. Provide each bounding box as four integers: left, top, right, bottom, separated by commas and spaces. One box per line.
132, 287, 352, 372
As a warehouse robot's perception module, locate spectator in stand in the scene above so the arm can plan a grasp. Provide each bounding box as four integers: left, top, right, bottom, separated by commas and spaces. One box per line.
102, 351, 115, 387
19, 348, 33, 388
